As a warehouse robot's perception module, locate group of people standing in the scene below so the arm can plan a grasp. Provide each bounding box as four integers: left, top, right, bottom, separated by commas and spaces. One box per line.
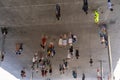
59, 59, 68, 74
58, 33, 77, 47
57, 32, 80, 78
20, 32, 79, 78
40, 35, 56, 57
31, 52, 53, 77
67, 45, 79, 60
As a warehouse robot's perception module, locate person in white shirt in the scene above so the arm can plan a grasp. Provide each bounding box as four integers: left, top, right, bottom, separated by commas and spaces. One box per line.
58, 36, 63, 47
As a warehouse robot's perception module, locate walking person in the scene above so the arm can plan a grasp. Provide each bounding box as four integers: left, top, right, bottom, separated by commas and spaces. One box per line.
56, 4, 61, 20
69, 46, 73, 56
75, 49, 79, 59
82, 73, 85, 80
63, 59, 68, 69
40, 35, 47, 50
59, 64, 62, 74
21, 68, 26, 78
41, 67, 45, 77
49, 65, 52, 76
94, 10, 99, 24
62, 34, 67, 47
82, 0, 88, 14
108, 0, 113, 11
72, 70, 77, 79
16, 43, 23, 55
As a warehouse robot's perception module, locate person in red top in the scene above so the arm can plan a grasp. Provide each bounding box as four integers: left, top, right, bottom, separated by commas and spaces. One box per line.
41, 35, 47, 49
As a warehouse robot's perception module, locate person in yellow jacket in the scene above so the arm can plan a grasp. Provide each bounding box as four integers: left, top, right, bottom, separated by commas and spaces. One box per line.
94, 10, 99, 24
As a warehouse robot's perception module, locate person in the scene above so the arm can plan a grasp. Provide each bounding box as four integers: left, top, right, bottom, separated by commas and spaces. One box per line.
82, 0, 88, 14
44, 68, 48, 76
68, 36, 73, 46
98, 26, 105, 44
69, 46, 73, 56
108, 0, 113, 11
1, 27, 8, 35
41, 67, 45, 77
72, 70, 77, 78
94, 10, 99, 24
99, 23, 108, 47
40, 35, 47, 50
21, 68, 26, 78
59, 64, 62, 74
75, 49, 79, 59
62, 34, 67, 47
63, 59, 68, 69
19, 43, 23, 51
89, 58, 93, 66
1, 54, 4, 61
49, 65, 52, 75
67, 49, 71, 59
32, 54, 39, 70
69, 32, 77, 43
47, 42, 56, 57
82, 73, 85, 80
104, 34, 108, 47
16, 43, 23, 55
58, 36, 63, 47
56, 4, 61, 20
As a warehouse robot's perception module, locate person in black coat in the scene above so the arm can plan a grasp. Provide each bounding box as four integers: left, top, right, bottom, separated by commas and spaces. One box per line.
82, 0, 88, 14
75, 49, 79, 59
56, 4, 61, 20
69, 46, 73, 56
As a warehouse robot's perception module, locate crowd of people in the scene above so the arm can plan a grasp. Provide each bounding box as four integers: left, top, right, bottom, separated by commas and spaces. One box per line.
0, 0, 114, 79
16, 2, 113, 79
21, 32, 79, 79
19, 26, 109, 79
18, 26, 110, 79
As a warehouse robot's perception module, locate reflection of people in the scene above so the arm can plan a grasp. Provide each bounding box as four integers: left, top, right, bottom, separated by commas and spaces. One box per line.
62, 34, 67, 46
21, 68, 26, 78
108, 0, 113, 11
41, 35, 47, 50
1, 27, 8, 35
56, 4, 61, 20
75, 49, 79, 59
94, 10, 99, 24
72, 70, 77, 78
98, 23, 108, 47
1, 54, 4, 61
82, 73, 85, 80
58, 36, 63, 47
16, 43, 23, 55
82, 0, 88, 14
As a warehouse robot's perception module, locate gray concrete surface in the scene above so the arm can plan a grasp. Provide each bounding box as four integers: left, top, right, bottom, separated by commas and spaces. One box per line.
0, 0, 120, 80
